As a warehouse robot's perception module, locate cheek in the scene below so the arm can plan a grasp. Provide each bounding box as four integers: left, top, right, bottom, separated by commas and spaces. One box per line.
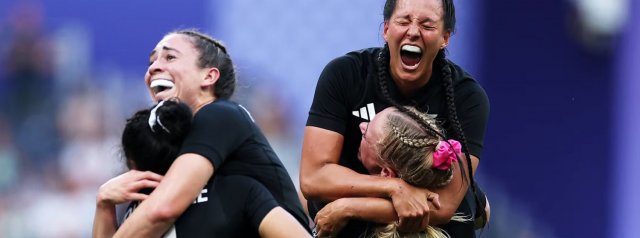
422, 31, 444, 44
144, 72, 151, 86
390, 25, 408, 37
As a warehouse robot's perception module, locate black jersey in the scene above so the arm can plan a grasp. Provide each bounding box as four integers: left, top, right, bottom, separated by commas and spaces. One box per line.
122, 175, 279, 237
178, 99, 310, 232
307, 47, 489, 237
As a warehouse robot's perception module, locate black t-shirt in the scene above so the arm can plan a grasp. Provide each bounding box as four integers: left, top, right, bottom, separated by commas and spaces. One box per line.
122, 175, 279, 237
306, 47, 490, 237
178, 99, 310, 232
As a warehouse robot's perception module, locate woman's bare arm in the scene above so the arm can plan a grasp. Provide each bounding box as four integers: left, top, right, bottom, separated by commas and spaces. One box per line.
113, 154, 213, 237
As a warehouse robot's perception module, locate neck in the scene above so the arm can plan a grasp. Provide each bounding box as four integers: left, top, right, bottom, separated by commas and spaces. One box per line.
191, 95, 216, 114
392, 68, 433, 97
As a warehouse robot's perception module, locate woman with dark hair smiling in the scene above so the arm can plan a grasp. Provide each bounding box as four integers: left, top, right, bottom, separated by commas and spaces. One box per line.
94, 29, 310, 237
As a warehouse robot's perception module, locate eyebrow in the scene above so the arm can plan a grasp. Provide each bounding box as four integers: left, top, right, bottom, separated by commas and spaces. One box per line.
149, 46, 182, 58
396, 14, 437, 23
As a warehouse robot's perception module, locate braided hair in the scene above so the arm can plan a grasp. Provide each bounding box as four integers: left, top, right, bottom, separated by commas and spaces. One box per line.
170, 29, 237, 100
373, 107, 469, 238
377, 44, 486, 226
381, 107, 454, 186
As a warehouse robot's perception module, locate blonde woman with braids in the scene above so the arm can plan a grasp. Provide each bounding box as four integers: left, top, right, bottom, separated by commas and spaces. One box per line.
314, 106, 474, 238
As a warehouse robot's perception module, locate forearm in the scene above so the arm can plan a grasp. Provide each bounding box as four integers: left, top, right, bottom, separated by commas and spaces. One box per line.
427, 155, 476, 224
337, 197, 397, 224
300, 127, 399, 201
113, 201, 175, 238
259, 207, 312, 238
92, 203, 117, 238
301, 163, 399, 202
115, 154, 213, 237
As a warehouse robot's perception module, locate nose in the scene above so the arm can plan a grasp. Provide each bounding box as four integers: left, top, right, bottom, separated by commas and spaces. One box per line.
359, 122, 368, 134
406, 23, 420, 40
148, 58, 164, 75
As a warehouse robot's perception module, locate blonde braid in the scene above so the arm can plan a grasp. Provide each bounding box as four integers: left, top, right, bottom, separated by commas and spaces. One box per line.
390, 126, 437, 148
405, 107, 443, 136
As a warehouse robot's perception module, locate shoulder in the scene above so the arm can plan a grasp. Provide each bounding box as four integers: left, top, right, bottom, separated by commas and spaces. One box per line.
447, 60, 487, 97
195, 99, 254, 123
323, 47, 380, 73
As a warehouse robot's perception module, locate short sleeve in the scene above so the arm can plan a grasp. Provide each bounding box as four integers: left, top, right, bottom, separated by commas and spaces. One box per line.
455, 83, 490, 159
239, 177, 280, 230
306, 56, 353, 135
179, 102, 253, 169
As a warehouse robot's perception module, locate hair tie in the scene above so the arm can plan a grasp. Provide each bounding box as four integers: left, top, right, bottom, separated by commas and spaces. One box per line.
432, 139, 461, 170
148, 101, 170, 133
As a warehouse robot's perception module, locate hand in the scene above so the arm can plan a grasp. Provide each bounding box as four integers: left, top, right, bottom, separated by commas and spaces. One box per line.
97, 170, 164, 205
314, 198, 350, 238
388, 179, 441, 233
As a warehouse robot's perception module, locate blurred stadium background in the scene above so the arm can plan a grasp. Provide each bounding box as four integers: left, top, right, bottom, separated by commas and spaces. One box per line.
0, 0, 637, 237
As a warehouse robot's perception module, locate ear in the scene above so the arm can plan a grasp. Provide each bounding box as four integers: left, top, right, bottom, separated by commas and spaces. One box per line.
441, 31, 451, 49
201, 67, 220, 87
380, 166, 397, 178
126, 159, 137, 170
383, 21, 390, 42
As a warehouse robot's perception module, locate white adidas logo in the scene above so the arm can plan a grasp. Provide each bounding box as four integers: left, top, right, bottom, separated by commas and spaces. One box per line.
352, 103, 376, 121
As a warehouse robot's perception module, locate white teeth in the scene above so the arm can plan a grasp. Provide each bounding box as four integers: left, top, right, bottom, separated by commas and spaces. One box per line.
401, 45, 422, 54
150, 79, 174, 89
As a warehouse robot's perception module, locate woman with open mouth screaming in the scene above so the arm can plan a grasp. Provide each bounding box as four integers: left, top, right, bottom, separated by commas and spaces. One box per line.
301, 0, 491, 237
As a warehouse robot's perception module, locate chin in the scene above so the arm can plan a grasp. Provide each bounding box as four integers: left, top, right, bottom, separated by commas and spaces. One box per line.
396, 72, 422, 83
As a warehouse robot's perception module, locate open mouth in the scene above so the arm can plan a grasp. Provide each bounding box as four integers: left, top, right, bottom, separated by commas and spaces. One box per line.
150, 79, 175, 94
400, 45, 422, 68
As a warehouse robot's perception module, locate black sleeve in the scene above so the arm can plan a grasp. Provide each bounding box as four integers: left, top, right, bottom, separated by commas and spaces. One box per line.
306, 56, 353, 135
455, 82, 490, 159
179, 103, 253, 169
237, 176, 280, 230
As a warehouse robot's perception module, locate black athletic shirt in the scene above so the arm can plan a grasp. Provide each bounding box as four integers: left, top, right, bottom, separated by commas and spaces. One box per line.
122, 175, 279, 237
178, 99, 310, 232
306, 47, 490, 237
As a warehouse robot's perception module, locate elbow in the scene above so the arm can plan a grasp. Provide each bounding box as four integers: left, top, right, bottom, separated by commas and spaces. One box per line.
146, 204, 181, 223
299, 174, 320, 200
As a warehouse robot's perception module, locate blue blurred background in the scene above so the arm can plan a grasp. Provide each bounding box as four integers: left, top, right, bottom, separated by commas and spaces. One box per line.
0, 0, 637, 237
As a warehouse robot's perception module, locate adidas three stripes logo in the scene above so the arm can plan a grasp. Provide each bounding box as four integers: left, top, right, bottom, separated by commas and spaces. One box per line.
352, 103, 376, 121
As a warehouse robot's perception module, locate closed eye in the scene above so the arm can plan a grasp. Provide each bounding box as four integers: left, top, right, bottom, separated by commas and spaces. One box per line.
422, 25, 435, 30
394, 19, 410, 26
148, 56, 157, 66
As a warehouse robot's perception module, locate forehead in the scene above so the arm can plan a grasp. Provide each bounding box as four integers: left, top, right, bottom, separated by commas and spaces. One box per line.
369, 108, 396, 135
393, 0, 444, 20
151, 34, 197, 55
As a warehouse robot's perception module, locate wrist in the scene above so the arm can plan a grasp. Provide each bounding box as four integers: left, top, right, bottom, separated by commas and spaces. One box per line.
96, 199, 116, 211
383, 177, 403, 199
335, 198, 355, 220
96, 190, 113, 206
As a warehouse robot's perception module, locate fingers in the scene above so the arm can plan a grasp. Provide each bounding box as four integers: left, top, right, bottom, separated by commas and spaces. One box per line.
427, 193, 441, 210
127, 193, 150, 201
315, 229, 334, 238
129, 179, 161, 191
397, 203, 428, 233
130, 170, 164, 182
314, 222, 331, 238
397, 215, 423, 233
419, 213, 430, 231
